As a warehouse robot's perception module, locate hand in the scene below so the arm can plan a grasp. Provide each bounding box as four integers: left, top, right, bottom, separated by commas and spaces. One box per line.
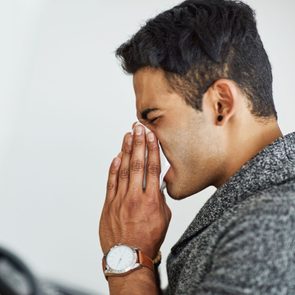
99, 125, 172, 260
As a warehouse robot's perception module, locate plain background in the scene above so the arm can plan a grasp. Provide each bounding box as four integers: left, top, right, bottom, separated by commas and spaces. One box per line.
0, 0, 294, 294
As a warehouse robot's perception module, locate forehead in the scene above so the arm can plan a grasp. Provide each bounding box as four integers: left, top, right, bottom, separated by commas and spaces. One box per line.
133, 67, 173, 112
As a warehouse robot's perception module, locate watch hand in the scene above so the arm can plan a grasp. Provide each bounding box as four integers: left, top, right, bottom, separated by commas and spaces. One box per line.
117, 257, 122, 268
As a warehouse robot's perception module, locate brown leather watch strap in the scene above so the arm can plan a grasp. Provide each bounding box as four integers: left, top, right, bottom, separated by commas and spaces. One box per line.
137, 250, 154, 271
102, 256, 106, 272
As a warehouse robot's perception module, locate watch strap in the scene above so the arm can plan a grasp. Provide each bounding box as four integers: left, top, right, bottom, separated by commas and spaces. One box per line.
152, 250, 161, 266
137, 249, 154, 271
102, 256, 106, 273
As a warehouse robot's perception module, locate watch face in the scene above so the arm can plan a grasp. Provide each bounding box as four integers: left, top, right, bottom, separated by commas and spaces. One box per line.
106, 245, 137, 273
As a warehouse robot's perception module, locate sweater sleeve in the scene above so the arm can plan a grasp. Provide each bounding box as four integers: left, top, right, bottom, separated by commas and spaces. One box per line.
193, 197, 295, 295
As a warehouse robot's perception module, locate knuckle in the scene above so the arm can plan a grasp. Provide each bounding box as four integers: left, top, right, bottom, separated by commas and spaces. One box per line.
147, 162, 160, 176
119, 168, 129, 180
134, 137, 144, 146
148, 142, 158, 151
123, 133, 130, 143
131, 159, 144, 173
106, 181, 115, 191
123, 142, 132, 154
109, 165, 118, 175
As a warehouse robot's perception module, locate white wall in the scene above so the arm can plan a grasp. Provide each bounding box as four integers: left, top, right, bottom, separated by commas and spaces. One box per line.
0, 1, 294, 294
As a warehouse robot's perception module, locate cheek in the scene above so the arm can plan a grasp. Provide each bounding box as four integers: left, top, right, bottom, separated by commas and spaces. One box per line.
171, 134, 207, 175
156, 126, 196, 168
165, 136, 192, 170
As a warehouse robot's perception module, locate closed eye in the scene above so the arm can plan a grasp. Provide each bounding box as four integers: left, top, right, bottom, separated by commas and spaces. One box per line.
148, 117, 159, 125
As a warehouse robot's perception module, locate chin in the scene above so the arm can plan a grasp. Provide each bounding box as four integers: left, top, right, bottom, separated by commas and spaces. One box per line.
165, 184, 193, 200
165, 180, 208, 200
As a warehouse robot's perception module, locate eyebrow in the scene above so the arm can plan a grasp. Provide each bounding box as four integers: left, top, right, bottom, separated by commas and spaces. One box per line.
140, 108, 159, 120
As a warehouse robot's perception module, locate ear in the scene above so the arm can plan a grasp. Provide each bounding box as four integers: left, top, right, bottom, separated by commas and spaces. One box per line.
203, 79, 239, 126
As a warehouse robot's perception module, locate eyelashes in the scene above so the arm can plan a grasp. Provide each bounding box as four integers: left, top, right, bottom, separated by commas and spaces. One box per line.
148, 117, 159, 125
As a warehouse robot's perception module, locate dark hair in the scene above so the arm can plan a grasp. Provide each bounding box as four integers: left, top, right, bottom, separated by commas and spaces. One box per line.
115, 0, 277, 120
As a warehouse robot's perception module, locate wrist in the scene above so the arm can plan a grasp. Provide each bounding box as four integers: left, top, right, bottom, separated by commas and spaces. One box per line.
102, 244, 161, 280
108, 267, 158, 295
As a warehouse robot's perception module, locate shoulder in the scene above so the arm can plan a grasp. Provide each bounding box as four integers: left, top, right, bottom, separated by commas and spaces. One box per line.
187, 181, 295, 295
216, 180, 295, 253
224, 179, 295, 223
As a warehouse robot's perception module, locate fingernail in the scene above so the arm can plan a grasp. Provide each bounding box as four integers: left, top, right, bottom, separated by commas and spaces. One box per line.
127, 135, 133, 145
113, 157, 121, 167
147, 132, 154, 142
135, 125, 143, 135
132, 121, 138, 129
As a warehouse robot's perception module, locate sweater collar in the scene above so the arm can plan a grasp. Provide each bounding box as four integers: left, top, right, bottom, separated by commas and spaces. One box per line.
171, 131, 295, 253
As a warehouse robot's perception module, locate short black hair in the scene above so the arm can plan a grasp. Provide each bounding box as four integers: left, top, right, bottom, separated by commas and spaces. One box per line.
116, 0, 277, 120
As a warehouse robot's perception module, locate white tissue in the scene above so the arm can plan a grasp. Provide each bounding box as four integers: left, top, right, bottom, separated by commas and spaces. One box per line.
159, 143, 171, 191
133, 123, 171, 191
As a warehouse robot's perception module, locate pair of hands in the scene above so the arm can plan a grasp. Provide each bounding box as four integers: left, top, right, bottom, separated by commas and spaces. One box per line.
99, 124, 171, 260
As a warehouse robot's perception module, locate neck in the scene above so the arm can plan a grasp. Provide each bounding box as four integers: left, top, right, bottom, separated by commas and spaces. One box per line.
214, 120, 283, 188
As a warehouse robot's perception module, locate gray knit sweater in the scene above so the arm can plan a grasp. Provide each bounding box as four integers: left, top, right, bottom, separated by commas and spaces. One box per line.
165, 132, 295, 295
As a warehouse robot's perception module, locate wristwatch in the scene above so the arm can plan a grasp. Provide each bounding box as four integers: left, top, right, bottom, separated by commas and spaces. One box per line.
102, 244, 161, 279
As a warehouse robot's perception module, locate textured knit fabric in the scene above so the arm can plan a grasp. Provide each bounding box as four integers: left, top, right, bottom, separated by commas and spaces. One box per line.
165, 131, 295, 295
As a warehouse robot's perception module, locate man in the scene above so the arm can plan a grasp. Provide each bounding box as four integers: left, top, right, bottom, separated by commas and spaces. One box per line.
99, 0, 295, 294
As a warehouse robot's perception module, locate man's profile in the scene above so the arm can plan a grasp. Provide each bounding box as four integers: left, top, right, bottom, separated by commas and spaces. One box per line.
99, 0, 295, 294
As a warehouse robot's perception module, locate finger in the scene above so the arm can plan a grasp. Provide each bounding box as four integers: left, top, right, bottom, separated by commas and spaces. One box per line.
117, 133, 133, 195
145, 131, 161, 192
120, 132, 130, 152
118, 151, 123, 160
128, 124, 146, 191
106, 155, 121, 202
131, 121, 138, 129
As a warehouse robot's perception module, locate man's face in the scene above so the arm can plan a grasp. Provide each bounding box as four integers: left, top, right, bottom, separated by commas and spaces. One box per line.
133, 67, 223, 199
